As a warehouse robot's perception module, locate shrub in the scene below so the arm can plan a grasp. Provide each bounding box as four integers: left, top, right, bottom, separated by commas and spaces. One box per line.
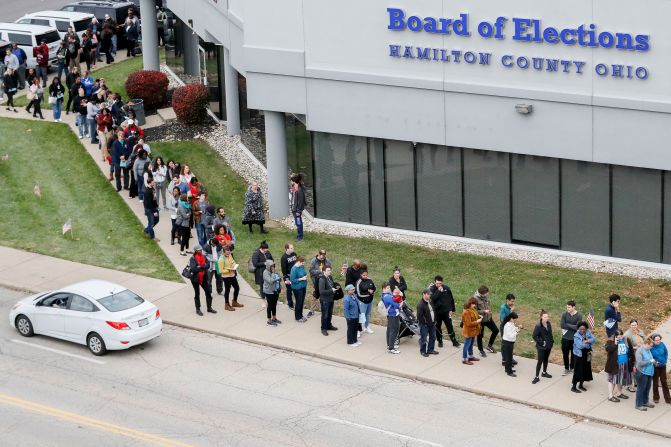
172, 84, 209, 125
124, 70, 169, 110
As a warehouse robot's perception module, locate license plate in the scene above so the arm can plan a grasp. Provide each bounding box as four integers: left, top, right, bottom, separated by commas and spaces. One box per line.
138, 318, 148, 327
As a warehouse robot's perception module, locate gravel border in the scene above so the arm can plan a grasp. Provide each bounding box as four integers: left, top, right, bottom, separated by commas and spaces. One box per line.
156, 66, 671, 280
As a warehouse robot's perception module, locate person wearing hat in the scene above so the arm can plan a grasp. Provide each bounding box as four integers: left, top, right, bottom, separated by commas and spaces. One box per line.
33, 39, 49, 87
189, 245, 216, 316
343, 284, 360, 347
417, 288, 439, 357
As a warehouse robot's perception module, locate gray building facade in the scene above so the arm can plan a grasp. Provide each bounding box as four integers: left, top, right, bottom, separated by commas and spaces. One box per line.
160, 0, 671, 264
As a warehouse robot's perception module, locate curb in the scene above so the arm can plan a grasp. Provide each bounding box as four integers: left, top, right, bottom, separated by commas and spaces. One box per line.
3, 281, 670, 439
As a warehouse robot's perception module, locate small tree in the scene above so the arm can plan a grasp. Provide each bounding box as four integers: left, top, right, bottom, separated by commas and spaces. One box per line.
172, 84, 209, 125
124, 70, 169, 110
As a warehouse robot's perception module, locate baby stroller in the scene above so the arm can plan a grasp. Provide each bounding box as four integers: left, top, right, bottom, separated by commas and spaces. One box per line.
396, 301, 420, 346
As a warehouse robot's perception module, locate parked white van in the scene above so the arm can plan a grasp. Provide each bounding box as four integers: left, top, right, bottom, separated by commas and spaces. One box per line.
0, 24, 60, 68
15, 11, 94, 40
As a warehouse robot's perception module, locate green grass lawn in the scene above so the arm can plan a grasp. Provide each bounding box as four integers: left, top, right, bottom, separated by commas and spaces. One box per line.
0, 118, 180, 282
151, 138, 671, 367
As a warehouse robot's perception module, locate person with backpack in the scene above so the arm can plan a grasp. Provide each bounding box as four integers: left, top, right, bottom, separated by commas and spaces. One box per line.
355, 266, 376, 336
251, 241, 273, 299
188, 245, 216, 316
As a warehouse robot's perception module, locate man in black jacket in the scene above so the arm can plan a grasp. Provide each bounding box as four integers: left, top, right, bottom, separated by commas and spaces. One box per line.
251, 241, 273, 298
143, 178, 160, 240
430, 275, 460, 348
290, 174, 306, 241
417, 289, 440, 357
280, 243, 297, 309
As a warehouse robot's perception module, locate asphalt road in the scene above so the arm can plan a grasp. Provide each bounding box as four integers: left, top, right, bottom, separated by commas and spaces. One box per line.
3, 0, 76, 22
1, 287, 668, 447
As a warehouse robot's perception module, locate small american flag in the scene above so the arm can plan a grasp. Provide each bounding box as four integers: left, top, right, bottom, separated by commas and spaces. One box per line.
587, 308, 596, 330
1, 153, 7, 161
62, 218, 72, 235
33, 183, 41, 198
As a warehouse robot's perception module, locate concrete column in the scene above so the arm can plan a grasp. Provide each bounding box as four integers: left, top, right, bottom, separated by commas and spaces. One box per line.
183, 26, 199, 76
222, 46, 240, 135
140, 0, 159, 70
264, 111, 290, 219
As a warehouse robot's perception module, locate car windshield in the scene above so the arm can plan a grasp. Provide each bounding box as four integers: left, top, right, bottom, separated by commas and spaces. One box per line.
37, 30, 61, 44
97, 290, 144, 312
74, 18, 92, 32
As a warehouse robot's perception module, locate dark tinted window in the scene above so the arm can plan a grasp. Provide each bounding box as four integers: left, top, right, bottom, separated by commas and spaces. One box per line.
62, 6, 76, 12
74, 18, 92, 32
56, 20, 71, 32
7, 33, 32, 46
37, 31, 60, 45
31, 19, 50, 26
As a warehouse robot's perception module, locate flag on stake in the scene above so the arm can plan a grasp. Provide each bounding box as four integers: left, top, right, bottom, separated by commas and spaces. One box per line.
33, 183, 41, 199
62, 218, 72, 235
1, 153, 7, 161
587, 308, 596, 331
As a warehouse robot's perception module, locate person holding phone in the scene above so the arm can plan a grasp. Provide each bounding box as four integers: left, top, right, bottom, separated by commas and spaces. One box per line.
571, 322, 595, 393
290, 256, 308, 322
461, 297, 483, 365
218, 246, 242, 310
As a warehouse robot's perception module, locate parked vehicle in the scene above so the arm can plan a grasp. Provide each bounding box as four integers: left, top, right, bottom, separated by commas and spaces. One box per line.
0, 23, 60, 68
15, 11, 94, 40
10, 280, 162, 356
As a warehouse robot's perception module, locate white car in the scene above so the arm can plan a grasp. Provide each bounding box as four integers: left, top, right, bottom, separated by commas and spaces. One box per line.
9, 280, 162, 356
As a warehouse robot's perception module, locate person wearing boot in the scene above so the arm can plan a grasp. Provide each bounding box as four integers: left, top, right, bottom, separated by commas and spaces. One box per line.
430, 275, 460, 348
218, 246, 243, 311
189, 245, 217, 316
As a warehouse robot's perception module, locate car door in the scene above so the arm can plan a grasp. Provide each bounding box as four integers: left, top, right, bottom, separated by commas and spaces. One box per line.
63, 294, 99, 343
31, 293, 69, 338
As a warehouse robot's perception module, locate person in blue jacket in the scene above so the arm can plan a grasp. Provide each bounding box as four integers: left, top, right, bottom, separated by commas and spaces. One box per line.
650, 333, 670, 403
343, 284, 360, 347
381, 283, 403, 354
571, 322, 595, 393
604, 294, 622, 338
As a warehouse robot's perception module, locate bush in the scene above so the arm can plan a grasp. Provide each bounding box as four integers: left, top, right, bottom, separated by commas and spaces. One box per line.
172, 84, 209, 125
124, 70, 169, 110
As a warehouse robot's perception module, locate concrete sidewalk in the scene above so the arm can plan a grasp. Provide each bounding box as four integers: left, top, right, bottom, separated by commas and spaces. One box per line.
2, 99, 671, 438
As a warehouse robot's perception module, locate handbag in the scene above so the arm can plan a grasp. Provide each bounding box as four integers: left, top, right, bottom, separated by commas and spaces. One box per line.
48, 96, 56, 104
358, 312, 366, 324
377, 300, 389, 317
333, 282, 344, 300
586, 350, 593, 363
181, 265, 193, 279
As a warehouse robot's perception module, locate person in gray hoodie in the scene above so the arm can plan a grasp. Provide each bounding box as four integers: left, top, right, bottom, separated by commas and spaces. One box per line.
262, 260, 281, 326
560, 300, 582, 376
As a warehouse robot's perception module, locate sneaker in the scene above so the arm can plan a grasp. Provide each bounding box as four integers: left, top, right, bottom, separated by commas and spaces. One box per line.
562, 369, 570, 376
608, 397, 620, 403
321, 329, 328, 336
365, 327, 374, 334
355, 342, 362, 346
438, 341, 444, 348
643, 403, 655, 408
388, 349, 400, 354
571, 387, 581, 393
532, 377, 540, 384
636, 406, 647, 411
421, 352, 429, 357
288, 306, 294, 310
541, 372, 552, 379
479, 350, 487, 358
486, 345, 496, 354
357, 331, 361, 339
196, 309, 203, 316
267, 320, 277, 326
349, 343, 359, 348
273, 319, 282, 324
307, 311, 314, 318
507, 372, 517, 377
427, 351, 439, 355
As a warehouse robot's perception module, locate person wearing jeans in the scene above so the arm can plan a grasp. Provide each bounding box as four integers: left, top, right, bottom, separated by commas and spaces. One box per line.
289, 256, 308, 322
143, 179, 159, 240
343, 285, 360, 346
290, 174, 306, 241
461, 297, 483, 365
355, 267, 376, 334
262, 260, 281, 326
474, 285, 499, 356
635, 338, 657, 411
318, 267, 337, 336
218, 247, 243, 311
280, 243, 297, 309
560, 301, 582, 375
381, 284, 402, 354
86, 99, 99, 144
417, 288, 438, 357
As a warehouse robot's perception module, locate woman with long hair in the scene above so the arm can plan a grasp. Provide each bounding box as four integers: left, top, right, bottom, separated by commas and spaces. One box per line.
461, 297, 483, 365
3, 68, 18, 112
48, 76, 65, 122
152, 157, 168, 210
532, 310, 554, 384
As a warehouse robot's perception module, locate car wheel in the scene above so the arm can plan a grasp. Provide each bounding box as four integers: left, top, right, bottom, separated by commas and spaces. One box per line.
15, 315, 34, 337
87, 332, 107, 356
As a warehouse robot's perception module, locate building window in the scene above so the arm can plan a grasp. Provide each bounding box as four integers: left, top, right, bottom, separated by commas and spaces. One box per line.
285, 114, 314, 214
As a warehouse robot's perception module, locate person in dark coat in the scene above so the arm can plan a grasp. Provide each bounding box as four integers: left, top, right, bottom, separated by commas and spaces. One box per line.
344, 259, 362, 287
142, 178, 160, 240
189, 245, 217, 316
572, 322, 596, 393
388, 267, 408, 300
242, 181, 266, 233
111, 130, 131, 191
532, 310, 555, 384
251, 241, 273, 298
3, 68, 18, 112
318, 266, 338, 336
290, 173, 306, 241
417, 288, 439, 357
429, 275, 459, 348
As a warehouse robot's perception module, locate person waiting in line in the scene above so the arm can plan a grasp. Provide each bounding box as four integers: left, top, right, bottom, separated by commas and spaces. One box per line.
417, 288, 439, 357
251, 240, 273, 299
242, 181, 267, 233
461, 297, 482, 365
318, 266, 338, 336
499, 293, 518, 367
501, 312, 521, 377
624, 318, 646, 392
474, 285, 498, 356
343, 284, 360, 347
176, 194, 192, 256
560, 300, 582, 376
280, 243, 297, 310
290, 173, 306, 241
309, 249, 332, 318
26, 77, 44, 119
344, 259, 362, 287
3, 68, 19, 112
635, 337, 657, 411
571, 322, 595, 393
388, 267, 408, 300
218, 246, 242, 311
381, 284, 403, 354
650, 333, 670, 404
203, 237, 222, 296
604, 294, 622, 338
167, 187, 180, 245
355, 266, 376, 336
532, 310, 554, 384
289, 256, 308, 322
189, 245, 216, 316
604, 329, 631, 403
263, 260, 282, 326
430, 276, 459, 348
142, 178, 159, 241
